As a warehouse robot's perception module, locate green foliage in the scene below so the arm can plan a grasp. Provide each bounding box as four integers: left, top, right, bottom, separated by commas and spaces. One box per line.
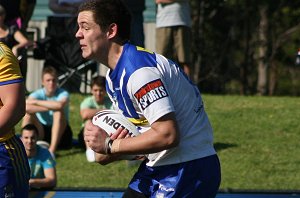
191, 0, 300, 95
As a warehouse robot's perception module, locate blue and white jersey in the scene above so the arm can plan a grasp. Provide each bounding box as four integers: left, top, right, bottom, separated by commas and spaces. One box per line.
106, 43, 216, 167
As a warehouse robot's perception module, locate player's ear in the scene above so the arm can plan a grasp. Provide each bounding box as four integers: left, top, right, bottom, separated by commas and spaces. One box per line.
107, 23, 118, 39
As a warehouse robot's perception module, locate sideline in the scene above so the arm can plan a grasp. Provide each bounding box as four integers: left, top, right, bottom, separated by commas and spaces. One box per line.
29, 188, 300, 198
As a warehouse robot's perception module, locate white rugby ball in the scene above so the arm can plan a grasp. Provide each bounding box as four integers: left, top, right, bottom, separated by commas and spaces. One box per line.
92, 110, 143, 160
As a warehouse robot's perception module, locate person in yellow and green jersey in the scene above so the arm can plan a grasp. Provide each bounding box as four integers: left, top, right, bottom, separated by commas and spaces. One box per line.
0, 42, 30, 197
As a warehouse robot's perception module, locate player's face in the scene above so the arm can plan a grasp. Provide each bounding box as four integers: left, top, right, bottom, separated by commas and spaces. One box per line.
91, 84, 106, 104
21, 130, 37, 152
42, 73, 58, 96
76, 11, 109, 61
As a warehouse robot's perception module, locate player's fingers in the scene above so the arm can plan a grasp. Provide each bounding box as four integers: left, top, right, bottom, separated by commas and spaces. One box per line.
117, 128, 129, 139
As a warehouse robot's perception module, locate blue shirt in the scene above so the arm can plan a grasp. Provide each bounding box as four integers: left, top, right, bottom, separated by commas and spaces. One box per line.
29, 145, 56, 179
29, 87, 70, 125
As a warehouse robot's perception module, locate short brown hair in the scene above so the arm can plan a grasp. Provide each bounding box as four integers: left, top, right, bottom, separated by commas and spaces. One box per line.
91, 76, 106, 88
42, 66, 57, 78
78, 0, 131, 43
21, 124, 39, 137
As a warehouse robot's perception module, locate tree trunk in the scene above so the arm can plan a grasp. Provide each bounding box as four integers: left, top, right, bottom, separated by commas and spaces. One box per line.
256, 5, 268, 95
240, 0, 250, 95
191, 0, 203, 83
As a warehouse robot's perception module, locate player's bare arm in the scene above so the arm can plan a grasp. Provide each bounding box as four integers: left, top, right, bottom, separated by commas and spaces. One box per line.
115, 112, 179, 155
85, 112, 179, 156
0, 82, 25, 135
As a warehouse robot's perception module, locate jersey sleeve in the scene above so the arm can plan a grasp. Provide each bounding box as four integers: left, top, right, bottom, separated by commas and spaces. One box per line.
0, 43, 23, 85
128, 67, 175, 125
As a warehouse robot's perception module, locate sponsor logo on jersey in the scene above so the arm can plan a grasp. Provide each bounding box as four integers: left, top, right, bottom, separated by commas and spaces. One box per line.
134, 79, 168, 110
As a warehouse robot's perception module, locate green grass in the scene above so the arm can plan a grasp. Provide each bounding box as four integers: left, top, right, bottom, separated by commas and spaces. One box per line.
16, 94, 300, 190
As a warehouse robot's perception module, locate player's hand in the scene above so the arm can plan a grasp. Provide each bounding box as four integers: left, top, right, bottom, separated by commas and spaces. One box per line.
110, 127, 130, 140
84, 120, 109, 154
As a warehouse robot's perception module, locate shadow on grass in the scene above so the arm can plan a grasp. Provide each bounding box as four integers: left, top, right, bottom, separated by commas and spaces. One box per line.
214, 142, 237, 152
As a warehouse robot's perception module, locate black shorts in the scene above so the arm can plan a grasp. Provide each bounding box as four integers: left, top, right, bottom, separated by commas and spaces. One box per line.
77, 127, 85, 149
42, 124, 73, 149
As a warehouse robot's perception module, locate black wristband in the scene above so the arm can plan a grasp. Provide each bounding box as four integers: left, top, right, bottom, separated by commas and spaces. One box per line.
105, 137, 113, 154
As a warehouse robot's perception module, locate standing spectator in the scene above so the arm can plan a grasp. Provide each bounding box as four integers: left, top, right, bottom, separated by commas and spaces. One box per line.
78, 0, 221, 197
0, 42, 30, 197
155, 0, 193, 80
78, 76, 112, 162
49, 0, 84, 16
20, 0, 37, 33
123, 0, 145, 47
0, 0, 36, 91
21, 124, 57, 189
0, 5, 30, 60
0, 0, 22, 28
22, 66, 73, 155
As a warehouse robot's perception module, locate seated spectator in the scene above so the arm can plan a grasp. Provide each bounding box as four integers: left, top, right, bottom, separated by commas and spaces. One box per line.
22, 66, 73, 155
21, 124, 57, 189
78, 76, 112, 162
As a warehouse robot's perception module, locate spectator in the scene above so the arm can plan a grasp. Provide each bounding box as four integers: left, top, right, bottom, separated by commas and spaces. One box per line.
0, 5, 30, 60
0, 42, 30, 197
78, 76, 112, 162
21, 124, 57, 189
78, 0, 221, 197
155, 0, 193, 80
49, 0, 84, 16
122, 0, 145, 47
22, 66, 73, 155
0, 1, 36, 92
0, 0, 22, 28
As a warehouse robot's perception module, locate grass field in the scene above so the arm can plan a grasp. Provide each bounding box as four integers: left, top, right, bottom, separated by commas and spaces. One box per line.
16, 94, 300, 190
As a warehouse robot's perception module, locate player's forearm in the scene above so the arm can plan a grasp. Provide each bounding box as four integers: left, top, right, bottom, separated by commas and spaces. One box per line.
95, 153, 122, 165
113, 127, 178, 155
111, 113, 179, 155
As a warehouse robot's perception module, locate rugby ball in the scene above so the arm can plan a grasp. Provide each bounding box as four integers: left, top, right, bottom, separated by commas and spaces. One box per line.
92, 110, 143, 160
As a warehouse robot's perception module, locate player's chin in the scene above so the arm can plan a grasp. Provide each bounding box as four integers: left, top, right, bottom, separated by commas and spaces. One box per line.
81, 51, 90, 59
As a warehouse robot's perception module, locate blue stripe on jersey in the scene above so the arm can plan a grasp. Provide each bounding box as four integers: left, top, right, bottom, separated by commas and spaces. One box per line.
0, 135, 30, 196
107, 43, 158, 119
0, 78, 23, 86
7, 136, 30, 187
